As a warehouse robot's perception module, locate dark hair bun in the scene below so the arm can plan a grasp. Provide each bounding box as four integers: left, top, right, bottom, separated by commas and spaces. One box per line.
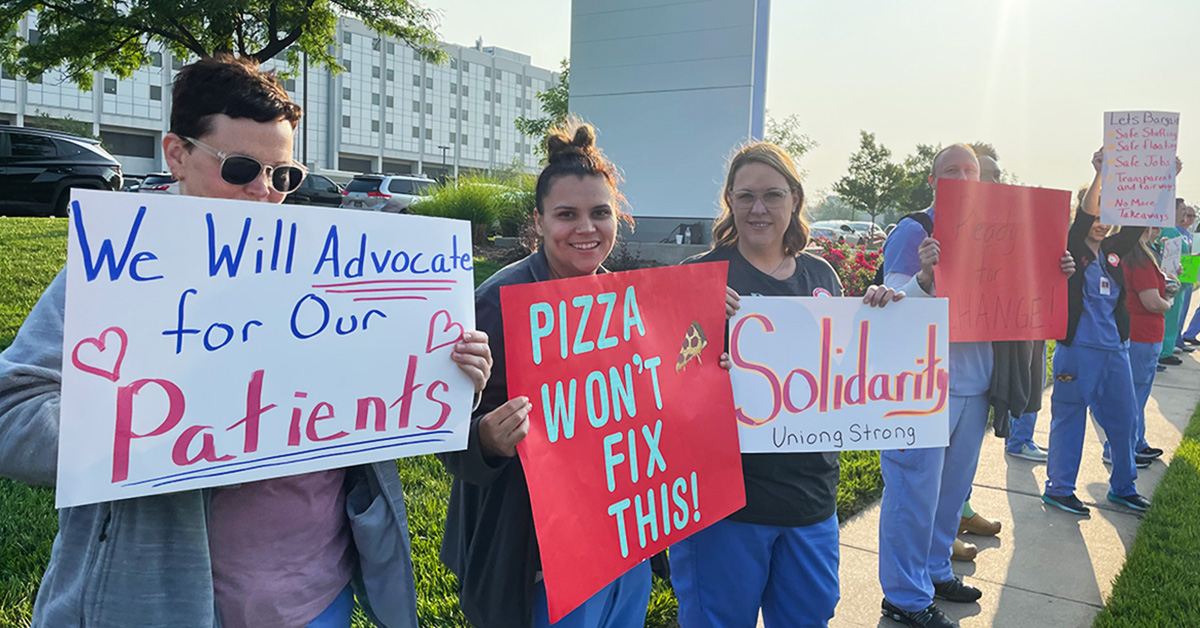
546, 124, 597, 164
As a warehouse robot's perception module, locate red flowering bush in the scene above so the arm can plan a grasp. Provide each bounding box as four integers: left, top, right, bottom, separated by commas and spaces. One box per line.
810, 237, 880, 296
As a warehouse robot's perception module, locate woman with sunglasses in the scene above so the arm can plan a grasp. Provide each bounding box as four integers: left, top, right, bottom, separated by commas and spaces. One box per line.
0, 55, 493, 628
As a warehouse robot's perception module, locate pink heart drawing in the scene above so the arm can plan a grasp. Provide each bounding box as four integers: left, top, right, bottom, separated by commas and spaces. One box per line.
71, 327, 129, 383
426, 310, 464, 354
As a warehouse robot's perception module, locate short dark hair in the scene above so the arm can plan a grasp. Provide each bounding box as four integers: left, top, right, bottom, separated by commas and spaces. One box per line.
170, 54, 302, 140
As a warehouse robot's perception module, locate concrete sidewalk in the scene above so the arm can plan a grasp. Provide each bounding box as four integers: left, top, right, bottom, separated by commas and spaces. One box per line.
823, 346, 1200, 628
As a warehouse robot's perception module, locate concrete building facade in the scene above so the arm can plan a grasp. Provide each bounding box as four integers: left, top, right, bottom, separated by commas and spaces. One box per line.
0, 12, 557, 179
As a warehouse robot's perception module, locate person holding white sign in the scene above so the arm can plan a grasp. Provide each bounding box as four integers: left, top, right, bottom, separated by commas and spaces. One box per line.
1042, 149, 1151, 516
876, 143, 1075, 628
1158, 199, 1194, 365
0, 56, 495, 628
439, 123, 653, 628
668, 142, 902, 628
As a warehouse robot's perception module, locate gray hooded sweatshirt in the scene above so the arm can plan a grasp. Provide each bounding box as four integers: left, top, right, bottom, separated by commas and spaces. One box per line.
0, 270, 421, 628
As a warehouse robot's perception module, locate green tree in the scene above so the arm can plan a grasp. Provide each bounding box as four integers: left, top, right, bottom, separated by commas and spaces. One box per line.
0, 1, 445, 90
893, 143, 939, 217
764, 112, 817, 177
832, 131, 905, 228
514, 58, 569, 151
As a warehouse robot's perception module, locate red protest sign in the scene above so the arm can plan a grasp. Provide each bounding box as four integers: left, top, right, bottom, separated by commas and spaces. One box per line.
932, 178, 1070, 342
501, 262, 745, 622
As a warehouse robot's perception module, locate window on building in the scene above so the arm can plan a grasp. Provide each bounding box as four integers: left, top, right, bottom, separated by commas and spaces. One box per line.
343, 87, 351, 100
493, 117, 500, 127
463, 61, 470, 73
28, 29, 40, 45
424, 77, 432, 89
387, 42, 395, 54
412, 74, 421, 87
343, 59, 352, 72
372, 66, 380, 78
483, 138, 490, 149
526, 144, 532, 154
103, 78, 117, 94
461, 134, 468, 145
462, 85, 469, 97
450, 59, 458, 70
150, 85, 162, 101
172, 56, 185, 70
425, 128, 432, 140
150, 52, 163, 67
449, 132, 456, 143
412, 100, 420, 113
284, 78, 296, 91
450, 83, 457, 95
484, 91, 491, 102
450, 107, 457, 119
100, 131, 156, 159
412, 126, 420, 138
515, 142, 521, 153
1, 66, 12, 80
372, 38, 381, 51
371, 93, 380, 105
343, 31, 352, 45
525, 76, 532, 87
485, 67, 492, 78
386, 69, 394, 82
461, 110, 468, 121
386, 95, 394, 108
425, 103, 432, 114
413, 49, 421, 61
484, 113, 490, 124
343, 116, 351, 128
496, 69, 503, 81
386, 122, 394, 134
371, 120, 380, 132
495, 93, 502, 104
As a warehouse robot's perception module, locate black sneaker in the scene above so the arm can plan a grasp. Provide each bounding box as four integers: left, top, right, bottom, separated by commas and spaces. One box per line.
933, 576, 983, 603
1107, 492, 1151, 512
1159, 356, 1183, 366
1102, 450, 1152, 468
1042, 493, 1090, 515
882, 599, 959, 628
1138, 446, 1165, 460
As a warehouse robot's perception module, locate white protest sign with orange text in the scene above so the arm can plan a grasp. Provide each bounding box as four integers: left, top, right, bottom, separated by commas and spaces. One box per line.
1100, 110, 1179, 227
730, 296, 950, 453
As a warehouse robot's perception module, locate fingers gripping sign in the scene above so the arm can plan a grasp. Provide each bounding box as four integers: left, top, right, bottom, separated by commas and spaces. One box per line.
479, 396, 533, 459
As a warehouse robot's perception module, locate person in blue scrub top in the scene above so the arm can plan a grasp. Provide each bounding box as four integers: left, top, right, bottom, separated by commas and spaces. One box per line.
669, 142, 903, 628
877, 143, 1074, 628
1042, 148, 1153, 516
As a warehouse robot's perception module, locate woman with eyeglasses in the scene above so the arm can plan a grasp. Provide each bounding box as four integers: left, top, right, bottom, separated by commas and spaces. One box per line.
669, 142, 902, 628
0, 55, 493, 628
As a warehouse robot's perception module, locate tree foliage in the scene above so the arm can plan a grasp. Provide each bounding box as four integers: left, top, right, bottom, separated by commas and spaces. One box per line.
832, 131, 905, 227
0, 0, 446, 90
514, 58, 569, 152
764, 112, 817, 177
893, 143, 939, 217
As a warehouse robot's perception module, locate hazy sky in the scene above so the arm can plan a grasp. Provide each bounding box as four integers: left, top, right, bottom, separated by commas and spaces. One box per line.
426, 0, 1199, 204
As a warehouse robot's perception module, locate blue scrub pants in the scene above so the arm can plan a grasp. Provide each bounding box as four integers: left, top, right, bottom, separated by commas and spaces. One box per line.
1045, 343, 1138, 499
1177, 284, 1194, 347
1103, 341, 1160, 457
670, 515, 840, 628
533, 560, 652, 628
1005, 411, 1040, 453
1183, 287, 1200, 341
879, 394, 989, 612
305, 583, 354, 628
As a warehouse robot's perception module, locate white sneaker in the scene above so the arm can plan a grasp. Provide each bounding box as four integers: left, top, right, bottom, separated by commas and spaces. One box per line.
1006, 443, 1048, 462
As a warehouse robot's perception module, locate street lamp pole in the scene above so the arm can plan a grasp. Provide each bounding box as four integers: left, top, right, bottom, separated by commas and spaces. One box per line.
436, 144, 450, 181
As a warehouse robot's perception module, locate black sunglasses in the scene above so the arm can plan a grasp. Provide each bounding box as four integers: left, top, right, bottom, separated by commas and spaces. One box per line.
182, 136, 308, 194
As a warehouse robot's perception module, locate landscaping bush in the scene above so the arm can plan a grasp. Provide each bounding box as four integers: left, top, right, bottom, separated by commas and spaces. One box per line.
409, 175, 503, 245
811, 236, 880, 296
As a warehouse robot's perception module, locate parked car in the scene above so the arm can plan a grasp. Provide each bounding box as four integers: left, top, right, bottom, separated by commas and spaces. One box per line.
809, 225, 844, 243
811, 220, 860, 244
340, 174, 435, 212
138, 173, 178, 194
121, 175, 145, 192
0, 126, 122, 216
846, 221, 887, 246
284, 173, 343, 207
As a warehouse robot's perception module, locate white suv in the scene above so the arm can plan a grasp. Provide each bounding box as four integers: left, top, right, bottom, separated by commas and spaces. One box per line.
340, 174, 435, 212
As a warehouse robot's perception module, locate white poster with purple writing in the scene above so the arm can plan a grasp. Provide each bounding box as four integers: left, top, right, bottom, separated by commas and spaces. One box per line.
1101, 111, 1179, 227
57, 189, 476, 508
729, 296, 950, 453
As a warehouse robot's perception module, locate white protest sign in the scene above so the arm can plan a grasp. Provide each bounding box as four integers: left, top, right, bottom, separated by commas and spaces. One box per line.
1101, 111, 1179, 227
729, 296, 950, 453
58, 190, 476, 508
1162, 236, 1185, 279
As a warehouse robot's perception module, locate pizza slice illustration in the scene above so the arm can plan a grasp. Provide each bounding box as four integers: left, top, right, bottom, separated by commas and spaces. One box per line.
676, 321, 708, 372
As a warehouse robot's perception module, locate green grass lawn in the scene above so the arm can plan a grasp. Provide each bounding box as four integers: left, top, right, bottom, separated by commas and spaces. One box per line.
1093, 400, 1200, 628
0, 217, 885, 627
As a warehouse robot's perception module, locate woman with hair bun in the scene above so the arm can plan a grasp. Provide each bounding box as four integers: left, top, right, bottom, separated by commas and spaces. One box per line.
439, 122, 650, 628
670, 142, 902, 628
